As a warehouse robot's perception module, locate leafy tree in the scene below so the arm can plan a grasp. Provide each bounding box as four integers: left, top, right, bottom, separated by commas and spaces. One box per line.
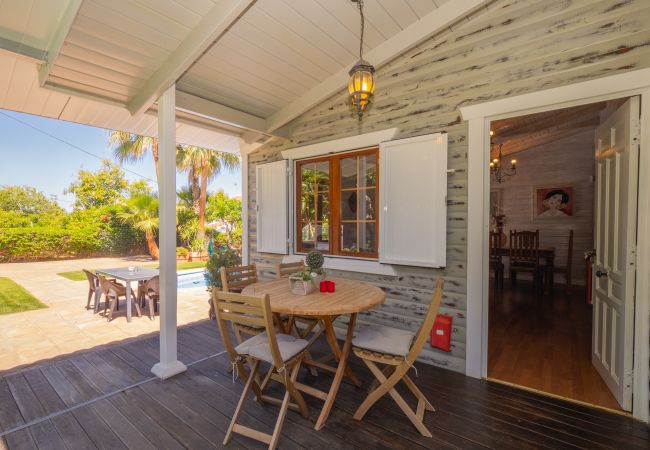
0, 185, 63, 215
118, 194, 160, 259
65, 161, 129, 209
176, 146, 239, 241
206, 190, 242, 247
109, 131, 160, 182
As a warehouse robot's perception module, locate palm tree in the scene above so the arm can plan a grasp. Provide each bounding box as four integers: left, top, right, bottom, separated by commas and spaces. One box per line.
118, 194, 160, 260
109, 132, 160, 182
176, 145, 239, 240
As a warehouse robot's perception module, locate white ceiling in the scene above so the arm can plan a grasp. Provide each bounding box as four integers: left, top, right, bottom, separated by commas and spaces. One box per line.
0, 0, 477, 152
178, 0, 444, 117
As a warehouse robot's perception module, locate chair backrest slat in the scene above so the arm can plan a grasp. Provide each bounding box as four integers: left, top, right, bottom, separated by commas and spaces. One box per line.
220, 264, 258, 291
276, 261, 305, 279
509, 229, 540, 264
97, 276, 120, 299
406, 279, 445, 365
212, 290, 283, 368
489, 232, 501, 260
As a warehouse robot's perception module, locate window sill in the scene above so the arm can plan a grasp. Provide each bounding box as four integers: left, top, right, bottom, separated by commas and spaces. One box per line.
282, 254, 397, 277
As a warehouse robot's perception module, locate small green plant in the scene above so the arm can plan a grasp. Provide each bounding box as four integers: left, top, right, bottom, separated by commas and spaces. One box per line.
291, 270, 314, 281
204, 248, 241, 289
176, 247, 189, 258
306, 250, 325, 274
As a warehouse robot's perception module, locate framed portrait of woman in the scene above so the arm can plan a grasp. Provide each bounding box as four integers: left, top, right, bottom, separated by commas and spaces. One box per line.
534, 186, 573, 218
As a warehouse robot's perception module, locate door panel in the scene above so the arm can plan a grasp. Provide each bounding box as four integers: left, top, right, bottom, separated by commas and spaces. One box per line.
592, 97, 640, 411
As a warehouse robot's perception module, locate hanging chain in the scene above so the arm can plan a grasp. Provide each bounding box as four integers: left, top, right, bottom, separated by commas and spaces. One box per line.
357, 0, 365, 60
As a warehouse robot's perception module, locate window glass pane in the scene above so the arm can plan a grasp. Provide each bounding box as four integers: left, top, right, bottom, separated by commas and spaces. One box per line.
358, 189, 376, 220
359, 223, 376, 254
300, 162, 329, 251
340, 190, 357, 220
314, 161, 330, 191
340, 157, 357, 189
341, 223, 358, 254
360, 154, 377, 187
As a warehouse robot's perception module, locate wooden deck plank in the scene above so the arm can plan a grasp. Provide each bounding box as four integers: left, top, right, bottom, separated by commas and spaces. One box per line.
107, 392, 185, 450
50, 413, 97, 450
4, 374, 47, 423
118, 387, 219, 449
22, 370, 66, 416
89, 401, 156, 450
27, 421, 67, 450
0, 378, 24, 433
1, 321, 648, 450
2, 428, 37, 450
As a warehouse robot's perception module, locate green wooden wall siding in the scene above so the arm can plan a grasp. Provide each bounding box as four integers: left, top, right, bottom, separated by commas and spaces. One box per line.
247, 0, 650, 373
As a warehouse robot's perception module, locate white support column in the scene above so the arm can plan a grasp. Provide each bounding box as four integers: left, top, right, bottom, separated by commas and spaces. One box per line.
152, 84, 187, 380
241, 149, 249, 265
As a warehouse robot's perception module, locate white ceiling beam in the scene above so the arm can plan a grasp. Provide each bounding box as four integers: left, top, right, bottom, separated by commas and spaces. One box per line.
0, 37, 47, 64
265, 0, 488, 133
175, 90, 267, 134
37, 0, 83, 86
127, 0, 256, 117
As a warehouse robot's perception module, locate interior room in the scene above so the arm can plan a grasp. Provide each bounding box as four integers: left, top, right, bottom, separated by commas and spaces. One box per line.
487, 98, 630, 411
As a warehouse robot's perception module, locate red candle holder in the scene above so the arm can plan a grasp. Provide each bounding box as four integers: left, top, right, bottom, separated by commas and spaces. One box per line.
327, 280, 335, 293
319, 281, 327, 293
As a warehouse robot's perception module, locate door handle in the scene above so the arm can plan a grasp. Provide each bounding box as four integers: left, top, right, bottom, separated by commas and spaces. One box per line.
595, 270, 608, 278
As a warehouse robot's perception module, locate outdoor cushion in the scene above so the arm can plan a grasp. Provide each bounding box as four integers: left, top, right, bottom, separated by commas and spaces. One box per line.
235, 332, 308, 364
353, 325, 415, 357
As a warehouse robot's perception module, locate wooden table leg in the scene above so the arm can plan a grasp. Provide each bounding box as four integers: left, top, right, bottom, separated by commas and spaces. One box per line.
321, 317, 361, 387
315, 313, 357, 431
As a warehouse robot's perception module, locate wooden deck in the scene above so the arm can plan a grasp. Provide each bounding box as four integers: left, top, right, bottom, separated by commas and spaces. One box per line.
0, 319, 648, 450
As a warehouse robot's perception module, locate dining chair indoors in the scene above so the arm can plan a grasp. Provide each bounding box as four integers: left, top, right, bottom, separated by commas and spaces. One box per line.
352, 278, 444, 437
212, 291, 309, 450
489, 232, 504, 289
509, 229, 545, 290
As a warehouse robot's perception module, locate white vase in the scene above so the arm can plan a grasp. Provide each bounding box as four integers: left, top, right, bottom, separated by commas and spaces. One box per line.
289, 277, 315, 295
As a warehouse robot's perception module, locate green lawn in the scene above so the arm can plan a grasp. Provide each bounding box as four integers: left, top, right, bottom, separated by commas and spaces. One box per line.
145, 261, 207, 270
58, 261, 206, 282
0, 277, 48, 315
57, 270, 89, 281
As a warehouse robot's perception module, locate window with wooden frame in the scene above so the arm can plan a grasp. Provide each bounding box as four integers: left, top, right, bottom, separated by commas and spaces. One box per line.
296, 148, 379, 258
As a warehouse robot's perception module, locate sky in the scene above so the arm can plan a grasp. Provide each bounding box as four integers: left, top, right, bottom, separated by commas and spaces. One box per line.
0, 109, 241, 210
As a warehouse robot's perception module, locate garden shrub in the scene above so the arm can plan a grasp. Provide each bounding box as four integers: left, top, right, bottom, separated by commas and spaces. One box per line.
204, 248, 241, 289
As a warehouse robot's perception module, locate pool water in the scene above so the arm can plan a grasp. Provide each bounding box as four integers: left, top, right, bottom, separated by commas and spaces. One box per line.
177, 270, 208, 289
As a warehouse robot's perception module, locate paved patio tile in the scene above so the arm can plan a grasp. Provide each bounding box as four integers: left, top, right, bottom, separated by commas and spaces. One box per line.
0, 256, 210, 373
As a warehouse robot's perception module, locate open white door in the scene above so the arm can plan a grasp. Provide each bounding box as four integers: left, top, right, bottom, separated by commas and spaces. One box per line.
592, 97, 640, 411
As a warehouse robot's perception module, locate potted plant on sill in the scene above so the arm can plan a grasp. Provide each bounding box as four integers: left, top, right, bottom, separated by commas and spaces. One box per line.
289, 251, 326, 295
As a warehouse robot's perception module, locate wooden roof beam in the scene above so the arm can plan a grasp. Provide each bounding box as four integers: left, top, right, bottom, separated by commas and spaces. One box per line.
127, 0, 256, 117
264, 0, 489, 133
0, 37, 47, 64
37, 0, 82, 86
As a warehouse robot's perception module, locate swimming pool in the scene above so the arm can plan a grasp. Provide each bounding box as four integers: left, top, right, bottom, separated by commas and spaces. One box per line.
177, 270, 209, 289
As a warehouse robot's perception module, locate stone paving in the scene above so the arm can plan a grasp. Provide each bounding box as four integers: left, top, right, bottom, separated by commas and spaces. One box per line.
0, 257, 210, 373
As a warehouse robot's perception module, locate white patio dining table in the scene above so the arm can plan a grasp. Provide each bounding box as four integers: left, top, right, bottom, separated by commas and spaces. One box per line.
95, 267, 159, 322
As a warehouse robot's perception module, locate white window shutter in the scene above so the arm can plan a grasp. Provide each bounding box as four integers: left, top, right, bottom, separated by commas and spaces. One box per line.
379, 133, 448, 267
256, 160, 288, 254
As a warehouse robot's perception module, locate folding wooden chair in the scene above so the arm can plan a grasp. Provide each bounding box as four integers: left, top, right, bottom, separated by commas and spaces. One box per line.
219, 264, 264, 343
274, 261, 304, 279
352, 278, 445, 437
212, 291, 309, 450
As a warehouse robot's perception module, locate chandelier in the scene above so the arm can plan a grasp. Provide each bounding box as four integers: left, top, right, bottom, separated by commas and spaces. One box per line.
348, 0, 375, 120
489, 131, 517, 183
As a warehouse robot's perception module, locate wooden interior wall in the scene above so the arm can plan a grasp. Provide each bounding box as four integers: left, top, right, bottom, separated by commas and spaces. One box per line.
247, 0, 650, 374
493, 129, 595, 286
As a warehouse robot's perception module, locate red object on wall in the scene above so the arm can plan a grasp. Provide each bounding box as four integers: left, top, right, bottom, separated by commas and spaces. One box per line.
430, 314, 452, 352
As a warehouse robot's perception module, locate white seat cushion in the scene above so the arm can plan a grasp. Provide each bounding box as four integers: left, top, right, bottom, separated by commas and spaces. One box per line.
235, 332, 309, 364
352, 325, 415, 357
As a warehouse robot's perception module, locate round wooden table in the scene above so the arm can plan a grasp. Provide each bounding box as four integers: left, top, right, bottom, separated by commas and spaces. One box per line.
242, 277, 385, 430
